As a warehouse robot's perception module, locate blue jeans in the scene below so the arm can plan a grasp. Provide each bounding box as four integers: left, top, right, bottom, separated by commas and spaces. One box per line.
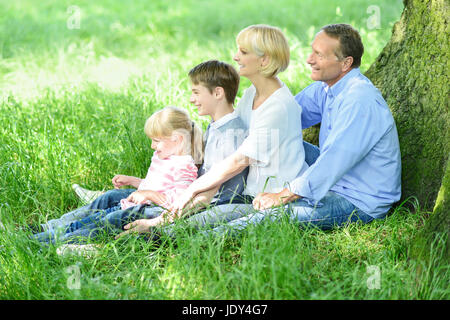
42, 189, 136, 232
168, 141, 374, 237
33, 203, 165, 244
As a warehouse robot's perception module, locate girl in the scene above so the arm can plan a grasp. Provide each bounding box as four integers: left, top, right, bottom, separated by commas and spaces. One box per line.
33, 106, 203, 243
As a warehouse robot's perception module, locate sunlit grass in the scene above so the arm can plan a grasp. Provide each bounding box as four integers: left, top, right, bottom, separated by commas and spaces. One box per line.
2, 0, 447, 300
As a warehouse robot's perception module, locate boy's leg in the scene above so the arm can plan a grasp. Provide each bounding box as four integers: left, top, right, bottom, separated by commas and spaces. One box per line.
64, 205, 121, 233
160, 203, 254, 238
42, 189, 135, 232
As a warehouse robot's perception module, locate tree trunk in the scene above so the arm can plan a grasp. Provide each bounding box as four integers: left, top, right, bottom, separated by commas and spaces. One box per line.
365, 0, 449, 259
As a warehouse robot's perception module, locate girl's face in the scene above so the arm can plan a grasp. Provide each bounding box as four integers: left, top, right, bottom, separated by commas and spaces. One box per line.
233, 45, 264, 78
151, 135, 183, 159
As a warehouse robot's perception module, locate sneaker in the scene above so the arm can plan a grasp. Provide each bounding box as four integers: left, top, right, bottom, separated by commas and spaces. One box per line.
72, 184, 105, 204
56, 244, 100, 258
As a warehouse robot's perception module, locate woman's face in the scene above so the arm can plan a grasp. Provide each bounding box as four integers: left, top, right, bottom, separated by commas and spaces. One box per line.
233, 45, 263, 78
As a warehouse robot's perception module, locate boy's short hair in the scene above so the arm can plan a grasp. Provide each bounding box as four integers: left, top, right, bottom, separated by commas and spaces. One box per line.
188, 60, 240, 105
236, 24, 290, 78
321, 24, 364, 68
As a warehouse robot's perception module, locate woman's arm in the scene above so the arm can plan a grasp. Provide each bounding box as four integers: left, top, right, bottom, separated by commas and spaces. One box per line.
175, 151, 250, 211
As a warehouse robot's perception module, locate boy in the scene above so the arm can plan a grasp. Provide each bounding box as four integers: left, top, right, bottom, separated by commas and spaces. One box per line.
34, 60, 248, 243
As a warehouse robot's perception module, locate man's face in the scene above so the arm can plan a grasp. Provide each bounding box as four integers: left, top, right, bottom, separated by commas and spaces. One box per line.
306, 31, 346, 87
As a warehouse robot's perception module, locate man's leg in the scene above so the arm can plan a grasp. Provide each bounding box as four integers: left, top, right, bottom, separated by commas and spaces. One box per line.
205, 192, 373, 237
42, 189, 135, 232
303, 141, 320, 166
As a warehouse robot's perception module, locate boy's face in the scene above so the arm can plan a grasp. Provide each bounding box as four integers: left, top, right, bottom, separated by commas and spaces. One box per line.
189, 82, 217, 117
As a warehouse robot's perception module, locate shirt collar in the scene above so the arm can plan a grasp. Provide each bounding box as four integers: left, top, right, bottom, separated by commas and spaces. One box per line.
210, 111, 238, 130
322, 67, 360, 97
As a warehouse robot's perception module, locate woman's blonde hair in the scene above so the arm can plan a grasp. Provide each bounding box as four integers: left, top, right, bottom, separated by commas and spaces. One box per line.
144, 106, 203, 164
236, 24, 290, 78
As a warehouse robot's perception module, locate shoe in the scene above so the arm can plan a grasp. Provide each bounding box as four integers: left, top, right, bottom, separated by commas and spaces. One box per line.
72, 184, 105, 204
56, 244, 100, 258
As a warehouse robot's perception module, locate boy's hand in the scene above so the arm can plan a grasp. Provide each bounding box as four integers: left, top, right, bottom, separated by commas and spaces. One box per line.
115, 219, 155, 239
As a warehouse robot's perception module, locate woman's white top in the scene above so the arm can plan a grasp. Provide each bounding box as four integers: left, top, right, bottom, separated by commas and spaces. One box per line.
235, 82, 309, 196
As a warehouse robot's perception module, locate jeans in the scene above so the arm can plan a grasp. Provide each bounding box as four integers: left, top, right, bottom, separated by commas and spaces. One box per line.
174, 141, 374, 238
33, 203, 165, 244
42, 189, 136, 232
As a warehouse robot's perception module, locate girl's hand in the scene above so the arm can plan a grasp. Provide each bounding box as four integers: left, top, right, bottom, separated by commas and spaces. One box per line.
126, 191, 150, 205
112, 175, 130, 189
112, 175, 141, 189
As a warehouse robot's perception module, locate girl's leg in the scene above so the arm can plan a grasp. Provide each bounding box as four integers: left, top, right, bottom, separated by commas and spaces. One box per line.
42, 189, 135, 232
55, 205, 157, 244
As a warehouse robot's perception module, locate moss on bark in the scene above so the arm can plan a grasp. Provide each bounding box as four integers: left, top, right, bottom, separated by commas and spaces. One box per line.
365, 0, 449, 211
365, 0, 449, 260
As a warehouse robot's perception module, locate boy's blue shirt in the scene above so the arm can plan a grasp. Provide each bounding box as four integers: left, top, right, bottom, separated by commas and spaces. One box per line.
198, 111, 249, 204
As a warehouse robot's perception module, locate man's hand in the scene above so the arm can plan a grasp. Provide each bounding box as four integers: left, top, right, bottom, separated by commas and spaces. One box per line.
252, 188, 301, 210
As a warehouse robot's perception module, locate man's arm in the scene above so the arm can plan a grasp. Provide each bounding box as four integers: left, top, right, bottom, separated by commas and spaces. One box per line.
295, 82, 323, 129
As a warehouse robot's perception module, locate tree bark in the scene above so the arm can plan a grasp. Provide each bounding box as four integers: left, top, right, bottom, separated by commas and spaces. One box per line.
365, 0, 449, 260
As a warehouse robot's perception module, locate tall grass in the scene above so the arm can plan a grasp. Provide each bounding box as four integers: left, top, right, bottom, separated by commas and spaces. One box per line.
2, 0, 448, 300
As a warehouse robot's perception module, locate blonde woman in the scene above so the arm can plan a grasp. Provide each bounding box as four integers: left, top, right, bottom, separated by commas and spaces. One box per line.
33, 106, 203, 244
121, 24, 309, 236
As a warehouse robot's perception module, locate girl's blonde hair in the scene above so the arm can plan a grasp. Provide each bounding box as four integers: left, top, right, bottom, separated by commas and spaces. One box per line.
144, 106, 203, 164
236, 24, 290, 78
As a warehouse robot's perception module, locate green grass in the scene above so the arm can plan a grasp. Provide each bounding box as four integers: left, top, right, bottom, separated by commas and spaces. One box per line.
1, 0, 448, 300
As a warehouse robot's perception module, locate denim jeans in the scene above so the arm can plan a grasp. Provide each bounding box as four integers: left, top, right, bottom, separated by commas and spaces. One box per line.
174, 141, 374, 237
41, 189, 136, 232
33, 203, 165, 244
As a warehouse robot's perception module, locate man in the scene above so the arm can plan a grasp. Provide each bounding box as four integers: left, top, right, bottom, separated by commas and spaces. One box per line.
250, 23, 401, 228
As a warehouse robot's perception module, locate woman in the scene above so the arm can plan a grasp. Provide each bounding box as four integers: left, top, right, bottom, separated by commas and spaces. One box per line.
120, 24, 309, 238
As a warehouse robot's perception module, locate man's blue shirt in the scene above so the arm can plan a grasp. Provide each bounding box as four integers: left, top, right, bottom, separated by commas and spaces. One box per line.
290, 68, 401, 218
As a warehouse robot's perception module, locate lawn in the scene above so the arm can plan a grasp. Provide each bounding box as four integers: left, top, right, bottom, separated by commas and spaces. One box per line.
0, 0, 448, 300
